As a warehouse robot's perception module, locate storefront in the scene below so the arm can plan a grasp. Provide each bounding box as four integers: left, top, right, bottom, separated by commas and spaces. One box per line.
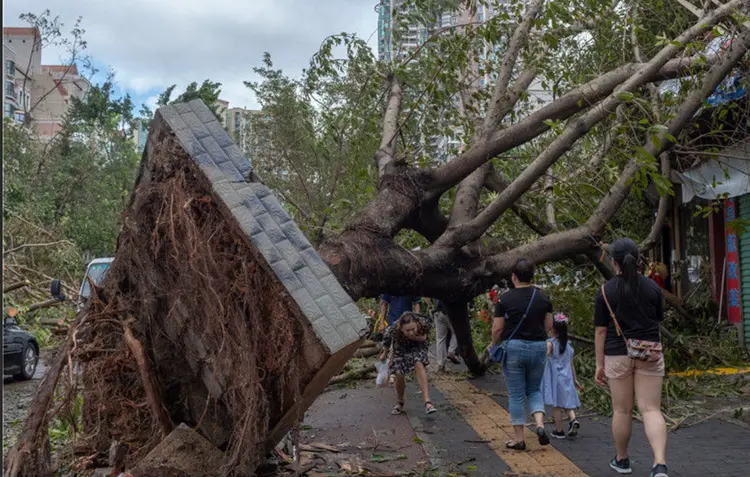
673, 139, 750, 346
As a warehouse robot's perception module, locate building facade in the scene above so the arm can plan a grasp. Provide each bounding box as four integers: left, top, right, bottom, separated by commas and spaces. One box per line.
3, 26, 90, 140
3, 27, 40, 125
32, 64, 91, 140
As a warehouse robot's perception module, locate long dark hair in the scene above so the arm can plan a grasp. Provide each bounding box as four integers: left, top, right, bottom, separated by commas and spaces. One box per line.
610, 238, 640, 304
553, 319, 568, 354
395, 312, 425, 340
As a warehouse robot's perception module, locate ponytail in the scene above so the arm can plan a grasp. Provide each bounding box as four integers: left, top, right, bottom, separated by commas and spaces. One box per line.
610, 238, 641, 304
553, 319, 568, 354
621, 253, 640, 303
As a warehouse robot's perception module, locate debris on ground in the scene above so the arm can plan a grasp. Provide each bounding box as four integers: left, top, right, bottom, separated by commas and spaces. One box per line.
3, 100, 367, 477
128, 423, 225, 477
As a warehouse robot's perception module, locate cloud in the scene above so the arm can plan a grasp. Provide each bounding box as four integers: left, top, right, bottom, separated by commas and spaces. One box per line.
5, 0, 379, 109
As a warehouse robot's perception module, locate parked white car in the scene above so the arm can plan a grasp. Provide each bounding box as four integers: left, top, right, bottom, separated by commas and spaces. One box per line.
77, 257, 114, 313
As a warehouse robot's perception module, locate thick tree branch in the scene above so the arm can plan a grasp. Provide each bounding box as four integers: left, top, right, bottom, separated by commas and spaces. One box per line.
435, 2, 743, 248
485, 171, 614, 277
448, 164, 490, 227
376, 75, 403, 177
544, 174, 556, 227
484, 0, 545, 132
587, 106, 625, 171
429, 53, 720, 193
450, 69, 536, 228
475, 26, 750, 281
588, 27, 750, 234
640, 153, 672, 252
407, 200, 450, 243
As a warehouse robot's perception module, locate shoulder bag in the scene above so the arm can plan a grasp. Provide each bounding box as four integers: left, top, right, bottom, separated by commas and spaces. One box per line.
489, 288, 537, 364
600, 285, 663, 362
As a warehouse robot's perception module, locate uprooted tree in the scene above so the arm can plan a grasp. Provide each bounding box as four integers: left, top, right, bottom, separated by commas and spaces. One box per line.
246, 0, 750, 374
5, 1, 750, 476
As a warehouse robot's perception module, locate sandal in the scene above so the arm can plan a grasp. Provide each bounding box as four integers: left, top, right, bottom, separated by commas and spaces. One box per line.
505, 441, 526, 451
391, 402, 404, 415
425, 401, 437, 415
536, 426, 551, 446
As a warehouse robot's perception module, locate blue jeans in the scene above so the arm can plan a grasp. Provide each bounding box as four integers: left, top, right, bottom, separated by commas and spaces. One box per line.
502, 339, 548, 425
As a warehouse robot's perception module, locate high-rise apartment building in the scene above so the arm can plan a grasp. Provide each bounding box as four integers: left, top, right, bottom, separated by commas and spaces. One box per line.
376, 1, 553, 162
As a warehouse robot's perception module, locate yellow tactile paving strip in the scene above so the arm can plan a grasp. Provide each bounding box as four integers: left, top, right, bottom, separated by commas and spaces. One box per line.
669, 366, 750, 377
434, 376, 590, 477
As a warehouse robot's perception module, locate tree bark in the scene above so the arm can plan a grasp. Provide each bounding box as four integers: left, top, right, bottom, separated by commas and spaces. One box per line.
640, 153, 672, 252
376, 75, 403, 178
3, 280, 31, 293
445, 301, 483, 376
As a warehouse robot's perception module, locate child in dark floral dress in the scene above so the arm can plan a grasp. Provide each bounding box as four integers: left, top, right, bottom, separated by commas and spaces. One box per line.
379, 312, 437, 415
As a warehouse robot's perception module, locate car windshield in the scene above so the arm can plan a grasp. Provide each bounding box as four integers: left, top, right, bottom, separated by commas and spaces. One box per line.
80, 263, 111, 299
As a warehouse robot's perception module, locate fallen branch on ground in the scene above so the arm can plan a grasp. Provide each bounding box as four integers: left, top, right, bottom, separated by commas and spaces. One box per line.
4, 280, 31, 293
570, 334, 594, 345
3, 240, 75, 256
353, 345, 382, 358
329, 364, 377, 385
25, 299, 67, 314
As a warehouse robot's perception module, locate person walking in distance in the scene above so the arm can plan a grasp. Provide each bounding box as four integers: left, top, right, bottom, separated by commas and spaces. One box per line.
541, 313, 583, 439
380, 295, 421, 327
379, 312, 437, 415
491, 258, 553, 450
433, 299, 460, 372
595, 238, 668, 477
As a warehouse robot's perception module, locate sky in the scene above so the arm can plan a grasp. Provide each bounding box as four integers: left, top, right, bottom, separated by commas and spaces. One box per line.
4, 0, 380, 113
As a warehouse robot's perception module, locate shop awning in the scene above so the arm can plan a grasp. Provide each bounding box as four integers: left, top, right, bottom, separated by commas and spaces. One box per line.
673, 140, 750, 202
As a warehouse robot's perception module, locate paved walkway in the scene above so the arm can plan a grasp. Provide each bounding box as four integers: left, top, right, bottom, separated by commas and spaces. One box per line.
468, 372, 750, 477
301, 370, 750, 477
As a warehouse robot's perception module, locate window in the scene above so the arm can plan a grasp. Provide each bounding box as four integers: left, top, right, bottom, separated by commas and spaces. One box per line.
5, 80, 14, 98
6, 59, 15, 76
14, 112, 24, 123
4, 103, 12, 118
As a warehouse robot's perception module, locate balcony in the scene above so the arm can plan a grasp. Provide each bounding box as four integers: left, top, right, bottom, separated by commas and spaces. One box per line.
5, 80, 16, 99
5, 59, 15, 79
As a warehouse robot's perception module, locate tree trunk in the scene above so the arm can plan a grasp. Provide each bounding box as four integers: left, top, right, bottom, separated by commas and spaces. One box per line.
445, 301, 483, 376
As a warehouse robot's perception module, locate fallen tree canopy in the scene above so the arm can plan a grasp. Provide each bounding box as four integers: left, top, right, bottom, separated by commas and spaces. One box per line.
304, 1, 750, 374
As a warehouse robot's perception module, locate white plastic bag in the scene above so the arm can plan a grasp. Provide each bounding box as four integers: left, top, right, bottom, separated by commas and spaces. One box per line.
375, 359, 389, 387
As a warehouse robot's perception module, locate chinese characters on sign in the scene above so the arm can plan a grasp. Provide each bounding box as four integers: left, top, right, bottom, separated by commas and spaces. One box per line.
725, 199, 741, 324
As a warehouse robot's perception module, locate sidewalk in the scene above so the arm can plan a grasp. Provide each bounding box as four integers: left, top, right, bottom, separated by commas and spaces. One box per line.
300, 369, 750, 476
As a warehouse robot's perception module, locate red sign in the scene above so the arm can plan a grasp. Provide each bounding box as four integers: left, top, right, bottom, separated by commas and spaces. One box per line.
725, 199, 741, 323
